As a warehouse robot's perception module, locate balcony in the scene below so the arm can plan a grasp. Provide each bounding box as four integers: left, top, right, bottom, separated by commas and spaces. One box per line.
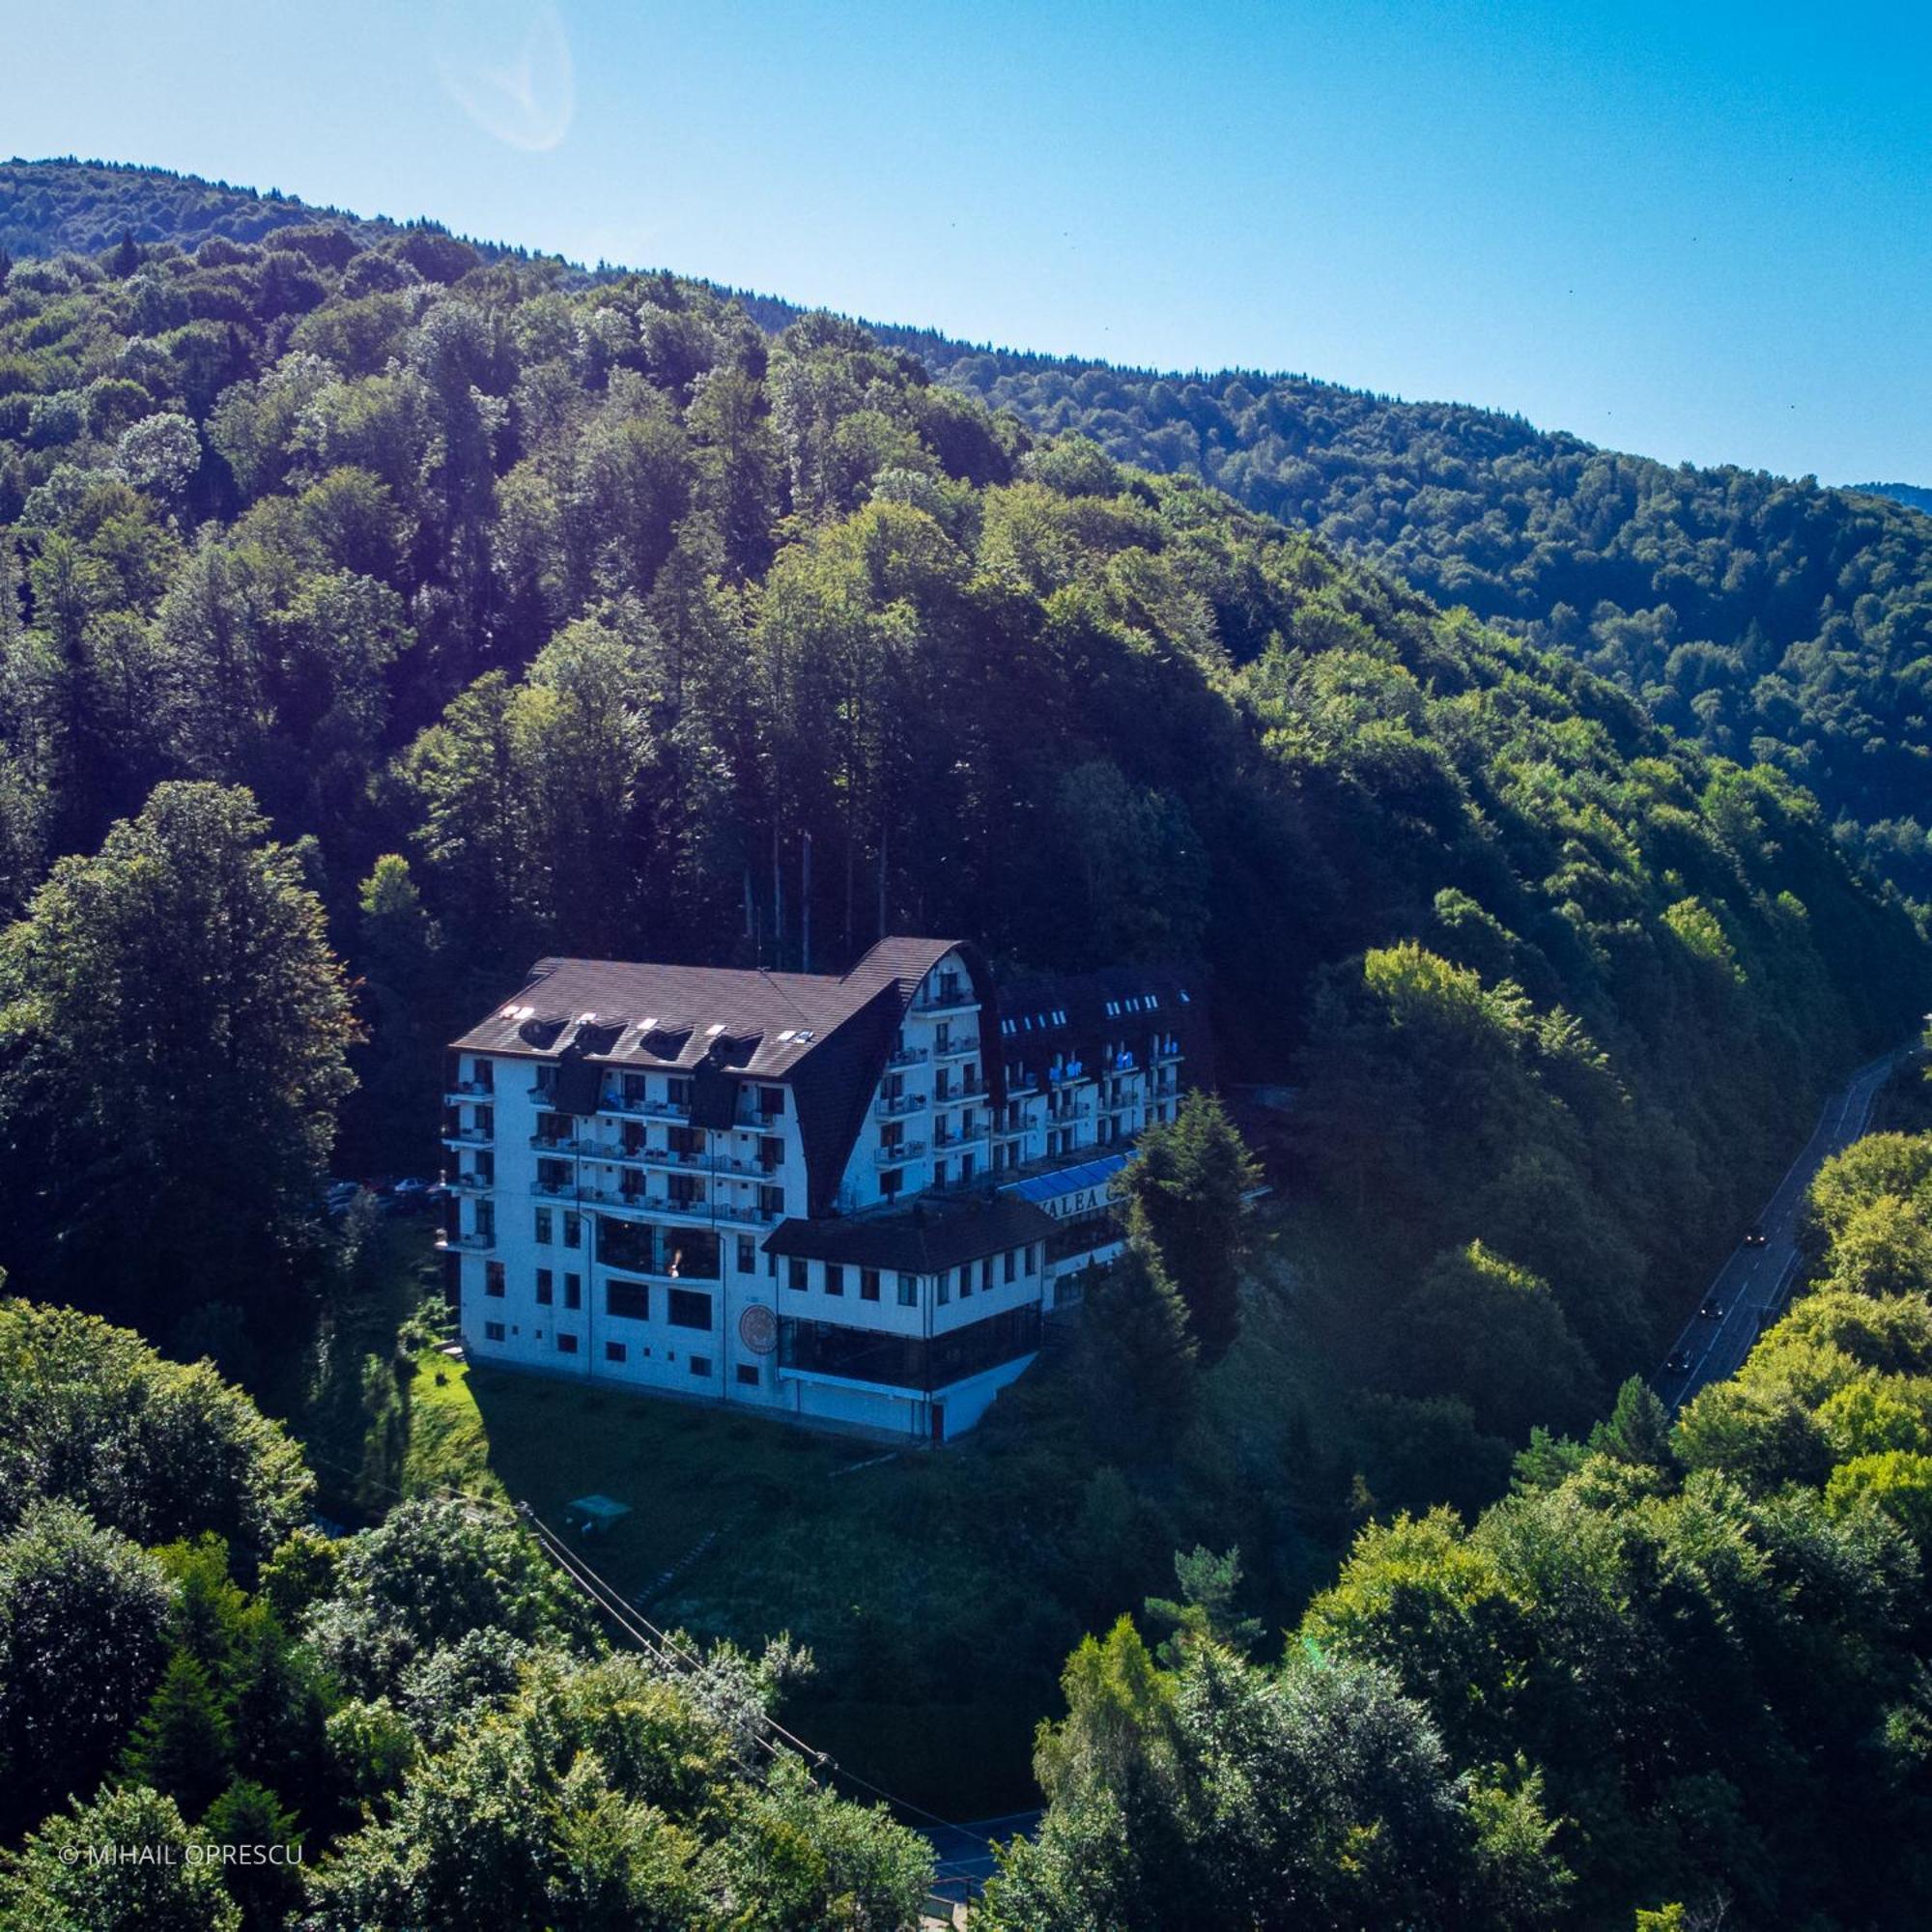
439, 1230, 496, 1252
886, 1044, 928, 1068
933, 1125, 988, 1151
1152, 1041, 1181, 1064
448, 1171, 494, 1192
1048, 1065, 1088, 1085
531, 1178, 577, 1200
875, 1093, 928, 1120
578, 1185, 715, 1225
931, 1036, 978, 1063
1007, 1073, 1040, 1095
874, 1140, 926, 1168
598, 1092, 690, 1122
913, 984, 977, 1017
1047, 1100, 1094, 1122
443, 1081, 494, 1102
441, 1125, 493, 1147
714, 1200, 782, 1229
932, 1079, 985, 1103
529, 1133, 598, 1155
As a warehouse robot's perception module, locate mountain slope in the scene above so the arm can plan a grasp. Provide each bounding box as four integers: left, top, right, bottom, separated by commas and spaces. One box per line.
6, 156, 1927, 908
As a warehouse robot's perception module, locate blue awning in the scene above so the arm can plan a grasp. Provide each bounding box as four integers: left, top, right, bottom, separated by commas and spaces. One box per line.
1002, 1151, 1131, 1205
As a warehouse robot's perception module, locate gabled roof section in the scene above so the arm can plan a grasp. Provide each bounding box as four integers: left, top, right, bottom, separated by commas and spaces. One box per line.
450, 937, 994, 1214
766, 1193, 1055, 1274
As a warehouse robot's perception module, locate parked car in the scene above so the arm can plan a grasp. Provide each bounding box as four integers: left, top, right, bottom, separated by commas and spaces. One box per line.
389, 1177, 435, 1212
324, 1180, 360, 1217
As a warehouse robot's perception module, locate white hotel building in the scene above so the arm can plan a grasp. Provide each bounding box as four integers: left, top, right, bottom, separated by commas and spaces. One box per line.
440, 938, 1201, 1442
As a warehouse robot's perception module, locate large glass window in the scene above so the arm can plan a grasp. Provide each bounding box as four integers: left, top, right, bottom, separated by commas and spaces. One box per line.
668, 1288, 713, 1330
606, 1278, 649, 1321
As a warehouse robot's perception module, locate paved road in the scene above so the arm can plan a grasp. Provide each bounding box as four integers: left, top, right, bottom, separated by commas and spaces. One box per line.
1655, 1048, 1906, 1411
920, 1810, 1039, 1905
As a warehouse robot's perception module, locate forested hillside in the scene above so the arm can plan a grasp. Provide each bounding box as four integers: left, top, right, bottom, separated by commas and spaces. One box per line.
1, 156, 1931, 1932
8, 156, 1931, 913
0, 168, 1921, 1396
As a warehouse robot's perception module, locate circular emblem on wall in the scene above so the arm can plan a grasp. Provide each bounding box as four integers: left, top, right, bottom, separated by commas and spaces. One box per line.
738, 1303, 778, 1354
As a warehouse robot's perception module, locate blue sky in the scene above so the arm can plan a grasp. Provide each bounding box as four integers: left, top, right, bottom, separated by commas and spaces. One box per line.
6, 0, 1926, 482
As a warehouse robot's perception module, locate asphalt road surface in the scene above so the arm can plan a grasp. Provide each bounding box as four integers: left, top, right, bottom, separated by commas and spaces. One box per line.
920, 1810, 1040, 1906
1655, 1049, 1907, 1411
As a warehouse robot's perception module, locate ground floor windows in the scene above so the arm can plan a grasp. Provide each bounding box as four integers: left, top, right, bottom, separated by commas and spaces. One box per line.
483, 1321, 505, 1342
689, 1355, 712, 1377
605, 1341, 627, 1363
736, 1364, 759, 1386
778, 1304, 1040, 1392
556, 1332, 579, 1354
485, 1262, 505, 1297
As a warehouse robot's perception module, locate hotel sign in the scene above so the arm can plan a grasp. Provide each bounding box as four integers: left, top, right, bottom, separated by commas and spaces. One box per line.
1041, 1183, 1112, 1221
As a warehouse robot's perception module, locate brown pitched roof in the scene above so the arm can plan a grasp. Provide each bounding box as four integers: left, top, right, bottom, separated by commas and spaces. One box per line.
450, 938, 1002, 1215
765, 1193, 1055, 1274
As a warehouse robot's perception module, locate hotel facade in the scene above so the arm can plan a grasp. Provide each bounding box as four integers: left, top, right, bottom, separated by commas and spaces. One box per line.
441, 938, 1202, 1442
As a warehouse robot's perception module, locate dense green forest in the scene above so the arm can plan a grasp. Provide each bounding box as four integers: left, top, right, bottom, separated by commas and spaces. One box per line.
8, 157, 1932, 905
0, 1295, 939, 1929
0, 158, 1930, 1924
983, 1122, 1932, 1928
0, 179, 1918, 1372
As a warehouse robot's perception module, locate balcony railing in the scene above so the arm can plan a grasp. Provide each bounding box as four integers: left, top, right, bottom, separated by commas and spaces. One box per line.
441, 1126, 493, 1146
874, 1140, 926, 1168
448, 1171, 493, 1191
529, 1132, 599, 1154
933, 1126, 988, 1151
875, 1093, 928, 1119
913, 986, 976, 1016
599, 1092, 690, 1121
886, 1044, 928, 1068
931, 1037, 978, 1062
439, 1230, 496, 1252
443, 1081, 493, 1101
932, 1080, 985, 1103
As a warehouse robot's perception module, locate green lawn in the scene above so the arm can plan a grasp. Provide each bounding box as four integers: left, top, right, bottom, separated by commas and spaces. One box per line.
405, 1350, 872, 1606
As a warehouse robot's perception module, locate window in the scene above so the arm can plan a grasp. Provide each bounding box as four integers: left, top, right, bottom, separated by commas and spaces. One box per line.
535, 1269, 554, 1305
937, 1270, 951, 1305
620, 1072, 646, 1106
483, 1321, 505, 1343
735, 1364, 759, 1386
472, 1058, 494, 1091
932, 1159, 948, 1190
556, 1332, 579, 1355
881, 1169, 902, 1200
668, 1289, 713, 1331
897, 1273, 919, 1308
537, 1156, 571, 1190
536, 1111, 571, 1145
535, 1208, 554, 1244
980, 1258, 993, 1293
736, 1236, 755, 1274
606, 1278, 649, 1321
605, 1340, 627, 1363
759, 1183, 784, 1218
532, 1065, 555, 1095
564, 1273, 582, 1310
861, 1267, 881, 1302
690, 1356, 712, 1377
825, 1264, 844, 1297
1028, 1243, 1041, 1274
758, 1086, 785, 1119
668, 1076, 693, 1108
485, 1262, 505, 1298
476, 1104, 494, 1136
787, 1256, 808, 1293
564, 1212, 582, 1250
958, 1264, 972, 1299
960, 1152, 975, 1185
759, 1135, 783, 1172
1005, 1249, 1017, 1285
